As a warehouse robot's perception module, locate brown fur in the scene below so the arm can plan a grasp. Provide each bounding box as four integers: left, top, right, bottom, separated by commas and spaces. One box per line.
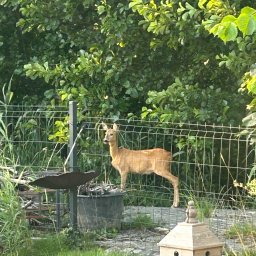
102, 123, 179, 207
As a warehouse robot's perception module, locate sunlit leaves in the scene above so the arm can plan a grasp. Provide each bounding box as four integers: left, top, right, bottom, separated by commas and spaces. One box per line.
246, 76, 256, 94
210, 16, 238, 42
237, 13, 256, 36
129, 0, 173, 36
207, 6, 256, 42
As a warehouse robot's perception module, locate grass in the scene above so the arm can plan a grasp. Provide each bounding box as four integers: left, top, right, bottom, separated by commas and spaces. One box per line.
225, 223, 256, 239
13, 213, 157, 256
12, 233, 132, 256
123, 213, 158, 230
224, 223, 256, 256
195, 198, 215, 221
0, 173, 31, 255
225, 249, 256, 256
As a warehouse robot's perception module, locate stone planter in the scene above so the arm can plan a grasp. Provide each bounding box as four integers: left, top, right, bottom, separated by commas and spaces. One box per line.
77, 192, 124, 230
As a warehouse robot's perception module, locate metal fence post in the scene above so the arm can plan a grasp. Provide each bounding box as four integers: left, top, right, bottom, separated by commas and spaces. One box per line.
69, 101, 78, 229
56, 189, 61, 232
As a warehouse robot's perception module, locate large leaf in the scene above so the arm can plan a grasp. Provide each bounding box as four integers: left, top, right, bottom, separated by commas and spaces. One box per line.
222, 15, 236, 23
237, 13, 256, 36
241, 6, 256, 16
218, 22, 238, 42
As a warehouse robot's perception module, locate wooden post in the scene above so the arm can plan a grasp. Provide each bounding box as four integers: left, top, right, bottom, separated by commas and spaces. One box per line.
69, 101, 78, 229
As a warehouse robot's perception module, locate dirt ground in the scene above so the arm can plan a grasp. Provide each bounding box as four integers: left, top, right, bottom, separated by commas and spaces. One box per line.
97, 206, 256, 255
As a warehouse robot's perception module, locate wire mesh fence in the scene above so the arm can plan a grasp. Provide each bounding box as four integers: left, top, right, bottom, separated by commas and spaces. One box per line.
83, 118, 256, 203
0, 105, 256, 254
0, 104, 69, 231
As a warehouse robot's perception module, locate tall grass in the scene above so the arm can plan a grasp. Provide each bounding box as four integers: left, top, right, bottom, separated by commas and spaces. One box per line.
0, 109, 31, 254
0, 173, 30, 255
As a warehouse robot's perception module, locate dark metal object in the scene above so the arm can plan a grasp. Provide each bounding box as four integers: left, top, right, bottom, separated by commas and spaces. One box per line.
56, 190, 61, 232
29, 171, 100, 189
69, 101, 78, 230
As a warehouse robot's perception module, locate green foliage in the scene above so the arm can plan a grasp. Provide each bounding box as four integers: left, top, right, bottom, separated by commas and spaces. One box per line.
0, 174, 30, 255
141, 78, 230, 123
124, 213, 157, 230
246, 179, 256, 196
225, 223, 256, 239
225, 250, 256, 256
0, 0, 249, 127
48, 118, 69, 143
16, 232, 132, 256
206, 6, 256, 42
60, 228, 97, 251
129, 0, 246, 125
95, 228, 119, 240
192, 196, 216, 221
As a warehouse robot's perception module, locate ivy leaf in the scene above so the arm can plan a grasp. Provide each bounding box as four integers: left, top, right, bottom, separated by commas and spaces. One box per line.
236, 13, 256, 36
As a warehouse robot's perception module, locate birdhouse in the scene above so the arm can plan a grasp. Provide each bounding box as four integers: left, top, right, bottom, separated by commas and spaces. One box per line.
158, 201, 224, 256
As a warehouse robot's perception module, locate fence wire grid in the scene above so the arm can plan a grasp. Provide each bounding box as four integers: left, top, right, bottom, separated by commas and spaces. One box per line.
0, 105, 256, 254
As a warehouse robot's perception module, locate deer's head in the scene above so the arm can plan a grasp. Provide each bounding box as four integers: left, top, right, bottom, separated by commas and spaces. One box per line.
102, 123, 118, 145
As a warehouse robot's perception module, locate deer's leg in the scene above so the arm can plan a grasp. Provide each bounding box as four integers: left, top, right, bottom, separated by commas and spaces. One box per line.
120, 171, 128, 191
157, 171, 179, 208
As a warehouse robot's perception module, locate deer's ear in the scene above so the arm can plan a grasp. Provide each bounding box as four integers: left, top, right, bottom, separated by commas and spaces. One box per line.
113, 123, 119, 131
102, 122, 108, 130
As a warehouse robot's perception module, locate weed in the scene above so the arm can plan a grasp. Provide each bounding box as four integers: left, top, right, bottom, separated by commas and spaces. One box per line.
95, 227, 119, 240
225, 249, 256, 256
123, 213, 157, 230
186, 194, 217, 221
225, 223, 256, 239
195, 198, 215, 221
61, 228, 97, 250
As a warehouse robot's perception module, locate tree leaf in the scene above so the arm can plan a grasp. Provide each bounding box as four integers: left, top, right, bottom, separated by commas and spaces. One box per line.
222, 15, 236, 23
129, 0, 143, 9
198, 0, 207, 9
218, 22, 238, 42
241, 6, 256, 16
247, 76, 256, 93
237, 13, 256, 36
242, 112, 256, 127
97, 5, 105, 15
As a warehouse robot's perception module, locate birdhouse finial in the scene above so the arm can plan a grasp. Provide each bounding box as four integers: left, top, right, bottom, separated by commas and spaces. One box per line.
185, 201, 198, 224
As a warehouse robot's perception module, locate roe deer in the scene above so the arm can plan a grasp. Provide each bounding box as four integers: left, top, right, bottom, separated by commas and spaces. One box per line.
102, 123, 179, 207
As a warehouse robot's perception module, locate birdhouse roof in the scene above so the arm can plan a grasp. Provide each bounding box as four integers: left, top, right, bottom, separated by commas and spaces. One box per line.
158, 222, 224, 250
